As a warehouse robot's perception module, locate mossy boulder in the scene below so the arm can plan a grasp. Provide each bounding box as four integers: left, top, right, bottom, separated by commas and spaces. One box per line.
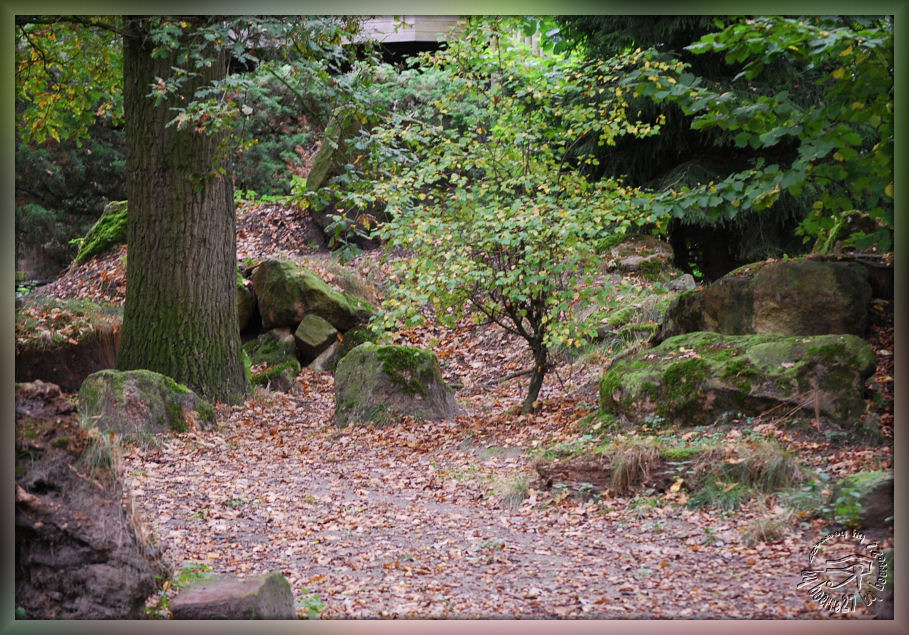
244, 328, 296, 365
600, 331, 876, 427
334, 343, 460, 426
251, 259, 374, 331
305, 105, 361, 197
303, 105, 386, 242
830, 471, 893, 529
78, 369, 216, 442
294, 314, 338, 364
74, 200, 128, 264
658, 258, 872, 341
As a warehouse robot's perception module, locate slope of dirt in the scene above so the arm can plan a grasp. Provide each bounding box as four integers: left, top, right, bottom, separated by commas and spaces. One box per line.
23, 202, 894, 619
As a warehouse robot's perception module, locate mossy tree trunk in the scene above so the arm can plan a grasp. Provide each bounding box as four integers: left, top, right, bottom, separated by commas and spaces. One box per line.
116, 18, 247, 404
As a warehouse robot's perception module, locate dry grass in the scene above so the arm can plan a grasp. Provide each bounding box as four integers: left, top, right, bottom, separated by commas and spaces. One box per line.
740, 509, 796, 546
610, 437, 661, 493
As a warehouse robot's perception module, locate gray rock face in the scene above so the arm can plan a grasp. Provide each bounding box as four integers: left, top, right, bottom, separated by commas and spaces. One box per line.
305, 105, 361, 196
16, 382, 165, 619
244, 328, 297, 365
170, 571, 296, 619
658, 258, 873, 341
79, 369, 216, 442
600, 331, 876, 427
334, 343, 460, 426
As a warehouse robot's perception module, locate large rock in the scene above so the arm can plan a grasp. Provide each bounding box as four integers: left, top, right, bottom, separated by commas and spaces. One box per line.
295, 314, 338, 363
251, 258, 374, 331
830, 471, 893, 529
15, 382, 165, 619
600, 331, 876, 427
74, 200, 128, 264
170, 571, 295, 619
304, 105, 386, 243
244, 328, 297, 365
79, 369, 216, 442
15, 299, 122, 392
308, 326, 377, 372
334, 343, 460, 426
658, 258, 873, 341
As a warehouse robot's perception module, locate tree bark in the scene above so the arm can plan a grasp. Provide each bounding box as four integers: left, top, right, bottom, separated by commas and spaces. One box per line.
521, 343, 548, 414
117, 18, 247, 403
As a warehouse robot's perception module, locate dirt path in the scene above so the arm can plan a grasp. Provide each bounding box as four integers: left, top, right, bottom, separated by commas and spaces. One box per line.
121, 366, 841, 619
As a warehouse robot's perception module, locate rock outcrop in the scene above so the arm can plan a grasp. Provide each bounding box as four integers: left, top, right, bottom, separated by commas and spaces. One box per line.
830, 471, 893, 529
334, 343, 460, 426
600, 331, 876, 427
238, 277, 256, 332
15, 381, 165, 619
605, 234, 677, 280
294, 314, 338, 364
658, 258, 873, 341
74, 200, 128, 264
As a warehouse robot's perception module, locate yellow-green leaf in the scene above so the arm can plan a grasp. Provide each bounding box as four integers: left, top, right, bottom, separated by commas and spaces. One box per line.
832, 67, 846, 79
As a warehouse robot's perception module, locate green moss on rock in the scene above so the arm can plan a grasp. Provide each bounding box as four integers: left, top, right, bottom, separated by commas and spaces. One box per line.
75, 201, 128, 264
600, 331, 875, 427
251, 259, 375, 331
374, 345, 435, 397
79, 369, 214, 442
333, 343, 459, 427
250, 359, 301, 387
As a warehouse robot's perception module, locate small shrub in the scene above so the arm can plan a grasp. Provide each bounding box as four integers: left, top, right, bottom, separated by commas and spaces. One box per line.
297, 587, 326, 619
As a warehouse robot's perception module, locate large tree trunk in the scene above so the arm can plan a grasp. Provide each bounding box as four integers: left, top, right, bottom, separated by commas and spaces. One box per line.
117, 18, 247, 404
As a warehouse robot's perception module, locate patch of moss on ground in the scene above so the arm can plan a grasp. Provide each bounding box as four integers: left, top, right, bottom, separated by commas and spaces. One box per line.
16, 297, 122, 352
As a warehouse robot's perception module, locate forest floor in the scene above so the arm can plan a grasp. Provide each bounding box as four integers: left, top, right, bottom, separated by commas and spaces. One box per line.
38, 203, 894, 619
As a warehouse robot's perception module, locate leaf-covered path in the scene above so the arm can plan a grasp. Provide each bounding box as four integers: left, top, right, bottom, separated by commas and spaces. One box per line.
121, 347, 842, 620
35, 202, 887, 619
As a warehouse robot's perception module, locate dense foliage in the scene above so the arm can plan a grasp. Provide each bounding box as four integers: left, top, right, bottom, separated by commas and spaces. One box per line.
554, 15, 893, 276
375, 18, 662, 412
